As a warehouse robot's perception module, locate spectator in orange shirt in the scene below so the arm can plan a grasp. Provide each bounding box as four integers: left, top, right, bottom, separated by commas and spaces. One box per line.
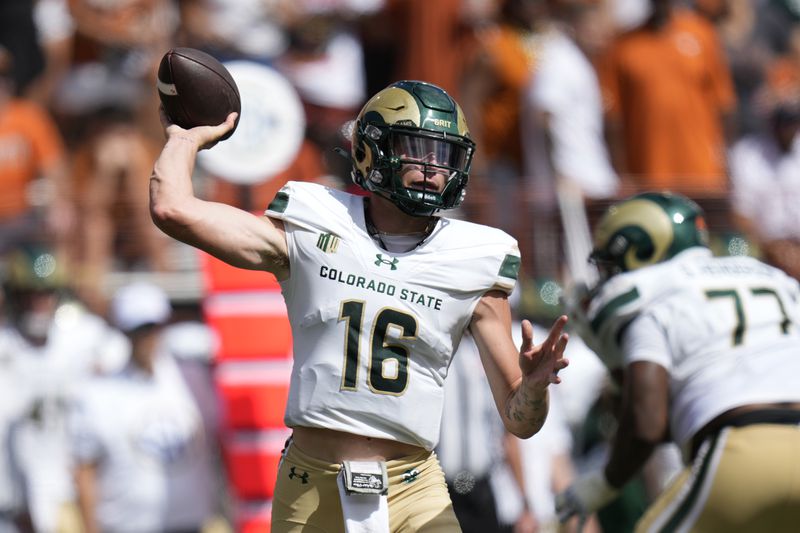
599, 0, 737, 197
462, 0, 542, 181
0, 46, 73, 255
460, 0, 546, 271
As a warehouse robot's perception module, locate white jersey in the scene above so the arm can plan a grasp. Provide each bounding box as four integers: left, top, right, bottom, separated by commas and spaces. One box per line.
69, 353, 214, 532
581, 248, 800, 451
266, 182, 520, 450
0, 304, 127, 529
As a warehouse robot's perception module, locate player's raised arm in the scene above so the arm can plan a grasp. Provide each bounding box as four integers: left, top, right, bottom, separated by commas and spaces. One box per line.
149, 110, 289, 279
470, 290, 569, 439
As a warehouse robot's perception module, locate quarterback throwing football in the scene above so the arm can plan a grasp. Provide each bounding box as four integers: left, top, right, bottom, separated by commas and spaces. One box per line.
150, 80, 569, 532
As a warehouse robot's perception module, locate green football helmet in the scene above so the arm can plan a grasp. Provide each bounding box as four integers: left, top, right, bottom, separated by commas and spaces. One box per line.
590, 192, 709, 279
2, 245, 67, 293
1, 244, 68, 342
350, 80, 476, 217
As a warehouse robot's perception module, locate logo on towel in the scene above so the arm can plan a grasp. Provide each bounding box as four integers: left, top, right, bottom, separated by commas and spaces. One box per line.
350, 471, 384, 491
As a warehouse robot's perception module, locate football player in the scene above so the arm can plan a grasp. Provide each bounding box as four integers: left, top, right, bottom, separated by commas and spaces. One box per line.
0, 245, 128, 531
556, 192, 800, 532
150, 80, 570, 532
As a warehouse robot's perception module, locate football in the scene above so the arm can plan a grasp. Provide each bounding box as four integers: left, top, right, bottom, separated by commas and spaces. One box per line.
157, 47, 241, 140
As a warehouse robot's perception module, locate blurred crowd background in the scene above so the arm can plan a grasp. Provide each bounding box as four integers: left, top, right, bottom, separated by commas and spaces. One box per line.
1, 0, 800, 531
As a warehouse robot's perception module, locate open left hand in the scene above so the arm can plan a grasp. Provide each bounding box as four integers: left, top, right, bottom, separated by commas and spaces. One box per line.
518, 316, 569, 388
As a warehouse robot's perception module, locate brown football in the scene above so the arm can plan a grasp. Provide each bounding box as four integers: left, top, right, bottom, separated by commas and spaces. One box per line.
157, 47, 241, 140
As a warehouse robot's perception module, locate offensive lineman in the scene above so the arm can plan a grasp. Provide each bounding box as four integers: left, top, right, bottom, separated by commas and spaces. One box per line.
149, 80, 569, 532
556, 192, 800, 532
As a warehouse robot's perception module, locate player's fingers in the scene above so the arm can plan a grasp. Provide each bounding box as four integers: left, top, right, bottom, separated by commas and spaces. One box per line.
208, 114, 236, 136
550, 359, 569, 384
196, 114, 238, 149
544, 315, 568, 349
158, 104, 170, 126
519, 319, 534, 353
555, 332, 569, 356
158, 105, 179, 131
204, 112, 238, 141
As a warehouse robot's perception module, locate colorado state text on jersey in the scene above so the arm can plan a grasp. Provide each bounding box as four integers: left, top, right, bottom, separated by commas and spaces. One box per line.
319, 266, 443, 310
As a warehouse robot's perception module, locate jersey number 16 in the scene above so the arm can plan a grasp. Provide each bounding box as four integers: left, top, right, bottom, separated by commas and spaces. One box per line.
338, 300, 418, 395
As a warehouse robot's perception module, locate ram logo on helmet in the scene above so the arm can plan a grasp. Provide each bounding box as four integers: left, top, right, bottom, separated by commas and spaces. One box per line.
590, 191, 709, 280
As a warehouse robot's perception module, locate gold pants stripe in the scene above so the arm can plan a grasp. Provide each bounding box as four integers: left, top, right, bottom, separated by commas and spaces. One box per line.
636, 424, 800, 533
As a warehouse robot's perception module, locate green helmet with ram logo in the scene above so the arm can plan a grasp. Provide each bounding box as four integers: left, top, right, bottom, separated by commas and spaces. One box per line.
350, 80, 476, 217
590, 191, 709, 280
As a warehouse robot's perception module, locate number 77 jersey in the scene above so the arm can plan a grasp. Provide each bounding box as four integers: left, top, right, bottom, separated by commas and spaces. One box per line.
581, 247, 800, 450
265, 182, 521, 450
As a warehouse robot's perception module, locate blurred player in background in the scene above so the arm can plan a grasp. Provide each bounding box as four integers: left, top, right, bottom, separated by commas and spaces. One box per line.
0, 244, 127, 532
557, 191, 800, 532
69, 281, 216, 533
150, 79, 569, 532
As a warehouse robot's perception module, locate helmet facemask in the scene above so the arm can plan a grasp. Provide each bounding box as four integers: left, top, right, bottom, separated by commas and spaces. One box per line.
356, 122, 474, 217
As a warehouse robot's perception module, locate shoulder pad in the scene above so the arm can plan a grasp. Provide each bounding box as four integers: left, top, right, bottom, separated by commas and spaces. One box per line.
418, 218, 521, 295
584, 266, 676, 368
265, 181, 356, 235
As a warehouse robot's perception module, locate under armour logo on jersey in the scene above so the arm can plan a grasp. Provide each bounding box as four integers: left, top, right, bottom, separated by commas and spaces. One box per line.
288, 467, 309, 484
316, 233, 340, 253
375, 254, 399, 270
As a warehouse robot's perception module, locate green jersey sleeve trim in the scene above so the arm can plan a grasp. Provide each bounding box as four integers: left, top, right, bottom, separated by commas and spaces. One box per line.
499, 254, 521, 280
591, 286, 640, 333
267, 191, 290, 214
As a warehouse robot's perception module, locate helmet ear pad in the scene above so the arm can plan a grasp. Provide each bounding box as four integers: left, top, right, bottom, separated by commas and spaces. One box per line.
350, 120, 370, 189
351, 121, 393, 191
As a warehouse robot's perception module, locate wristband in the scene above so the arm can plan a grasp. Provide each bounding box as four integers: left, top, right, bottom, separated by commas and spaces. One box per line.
572, 469, 619, 513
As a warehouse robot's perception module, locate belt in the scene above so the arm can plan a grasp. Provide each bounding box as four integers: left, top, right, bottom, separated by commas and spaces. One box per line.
690, 408, 800, 460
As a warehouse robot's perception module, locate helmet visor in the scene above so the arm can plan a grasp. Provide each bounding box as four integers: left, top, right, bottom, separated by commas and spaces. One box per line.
391, 133, 471, 172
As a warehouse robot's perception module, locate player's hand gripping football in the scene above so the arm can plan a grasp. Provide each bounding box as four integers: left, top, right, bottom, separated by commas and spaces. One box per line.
159, 105, 237, 151
518, 315, 569, 388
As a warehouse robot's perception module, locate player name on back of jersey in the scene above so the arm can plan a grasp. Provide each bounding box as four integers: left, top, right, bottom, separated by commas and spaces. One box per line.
319, 265, 443, 310
698, 260, 773, 277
